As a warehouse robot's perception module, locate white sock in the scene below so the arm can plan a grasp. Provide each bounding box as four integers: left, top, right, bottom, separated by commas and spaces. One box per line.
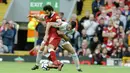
36, 50, 42, 66
72, 53, 80, 69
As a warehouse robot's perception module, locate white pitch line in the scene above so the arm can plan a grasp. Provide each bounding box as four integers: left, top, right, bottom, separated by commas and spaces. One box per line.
100, 66, 130, 69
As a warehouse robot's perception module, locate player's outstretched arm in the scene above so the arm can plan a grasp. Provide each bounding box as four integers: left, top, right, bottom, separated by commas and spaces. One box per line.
27, 14, 45, 21
47, 22, 61, 28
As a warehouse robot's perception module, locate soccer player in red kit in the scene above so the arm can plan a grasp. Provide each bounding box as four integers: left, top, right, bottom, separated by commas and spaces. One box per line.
31, 5, 63, 71
43, 5, 63, 69
31, 5, 82, 72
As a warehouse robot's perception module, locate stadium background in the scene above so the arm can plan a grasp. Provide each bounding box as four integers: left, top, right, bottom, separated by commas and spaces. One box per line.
0, 0, 130, 73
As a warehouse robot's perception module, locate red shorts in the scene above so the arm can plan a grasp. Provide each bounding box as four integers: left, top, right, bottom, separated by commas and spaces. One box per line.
44, 37, 61, 50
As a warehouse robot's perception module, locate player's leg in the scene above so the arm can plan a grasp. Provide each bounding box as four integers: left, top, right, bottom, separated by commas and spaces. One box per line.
29, 45, 39, 56
32, 38, 63, 71
59, 33, 82, 71
47, 38, 64, 71
40, 45, 62, 71
58, 31, 70, 41
41, 44, 64, 71
48, 45, 64, 71
62, 41, 82, 72
32, 44, 46, 70
36, 45, 46, 65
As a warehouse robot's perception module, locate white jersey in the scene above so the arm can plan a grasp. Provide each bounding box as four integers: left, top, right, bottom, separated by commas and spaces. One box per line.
59, 22, 75, 35
58, 22, 68, 32
52, 21, 75, 35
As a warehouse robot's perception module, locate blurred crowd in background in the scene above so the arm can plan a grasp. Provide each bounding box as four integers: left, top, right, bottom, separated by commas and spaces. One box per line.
56, 0, 130, 64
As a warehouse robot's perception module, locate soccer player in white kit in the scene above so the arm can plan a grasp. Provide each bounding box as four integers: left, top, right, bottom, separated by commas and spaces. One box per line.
45, 21, 82, 72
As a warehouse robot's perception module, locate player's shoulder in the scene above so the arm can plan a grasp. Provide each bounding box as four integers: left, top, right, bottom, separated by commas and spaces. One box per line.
52, 12, 58, 16
53, 12, 60, 18
53, 12, 59, 15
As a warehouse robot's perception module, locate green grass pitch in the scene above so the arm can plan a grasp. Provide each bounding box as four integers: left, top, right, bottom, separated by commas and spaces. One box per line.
0, 62, 130, 73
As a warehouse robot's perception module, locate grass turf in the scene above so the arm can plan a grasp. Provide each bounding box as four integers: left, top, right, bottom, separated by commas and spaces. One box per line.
0, 62, 130, 73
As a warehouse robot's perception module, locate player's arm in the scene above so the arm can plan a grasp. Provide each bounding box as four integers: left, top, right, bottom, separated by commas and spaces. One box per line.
44, 22, 51, 42
52, 15, 63, 28
28, 14, 45, 21
46, 22, 64, 35
46, 22, 70, 41
44, 17, 62, 35
47, 22, 62, 28
43, 22, 61, 41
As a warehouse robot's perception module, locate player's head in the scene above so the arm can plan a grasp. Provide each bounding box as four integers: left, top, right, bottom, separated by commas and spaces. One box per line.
67, 21, 76, 31
43, 5, 54, 16
71, 21, 76, 29
59, 12, 64, 18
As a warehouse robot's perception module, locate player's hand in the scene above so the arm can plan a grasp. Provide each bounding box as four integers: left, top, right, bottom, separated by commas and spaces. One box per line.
27, 15, 36, 18
57, 30, 64, 35
27, 15, 32, 18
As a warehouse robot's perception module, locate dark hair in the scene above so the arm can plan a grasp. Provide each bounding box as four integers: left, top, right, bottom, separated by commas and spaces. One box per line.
43, 5, 54, 11
59, 12, 64, 16
71, 21, 76, 29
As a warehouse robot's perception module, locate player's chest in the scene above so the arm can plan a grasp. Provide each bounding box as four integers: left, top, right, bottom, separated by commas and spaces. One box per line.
45, 16, 57, 22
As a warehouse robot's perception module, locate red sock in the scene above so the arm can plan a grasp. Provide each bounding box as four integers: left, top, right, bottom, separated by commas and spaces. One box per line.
49, 51, 57, 62
48, 51, 61, 66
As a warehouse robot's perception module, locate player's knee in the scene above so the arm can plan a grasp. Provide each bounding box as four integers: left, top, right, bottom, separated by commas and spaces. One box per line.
63, 50, 69, 57
62, 41, 69, 46
43, 46, 48, 54
40, 46, 44, 51
48, 44, 55, 49
69, 48, 75, 54
48, 48, 54, 52
62, 41, 75, 54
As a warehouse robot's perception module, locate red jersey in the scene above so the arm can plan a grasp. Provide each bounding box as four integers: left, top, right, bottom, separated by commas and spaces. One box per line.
45, 12, 61, 38
44, 12, 62, 48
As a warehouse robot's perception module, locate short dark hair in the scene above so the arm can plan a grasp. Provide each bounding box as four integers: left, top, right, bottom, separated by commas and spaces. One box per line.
59, 12, 64, 16
71, 21, 76, 29
43, 5, 54, 11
